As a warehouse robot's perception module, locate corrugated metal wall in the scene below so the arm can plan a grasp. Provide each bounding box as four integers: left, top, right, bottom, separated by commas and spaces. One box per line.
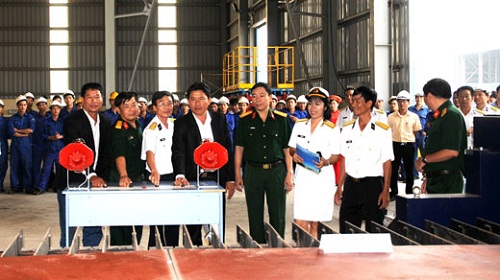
336, 0, 372, 91
0, 0, 49, 97
70, 1, 105, 93
177, 0, 224, 95
1, 0, 226, 98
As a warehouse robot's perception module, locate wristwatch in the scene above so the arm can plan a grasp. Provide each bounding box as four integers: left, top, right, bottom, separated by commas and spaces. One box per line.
422, 156, 428, 164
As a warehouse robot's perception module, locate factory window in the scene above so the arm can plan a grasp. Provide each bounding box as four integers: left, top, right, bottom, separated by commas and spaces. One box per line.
49, 0, 69, 93
158, 2, 177, 92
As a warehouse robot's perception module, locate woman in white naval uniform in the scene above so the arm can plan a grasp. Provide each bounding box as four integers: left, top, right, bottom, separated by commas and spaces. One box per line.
288, 86, 341, 238
141, 91, 178, 247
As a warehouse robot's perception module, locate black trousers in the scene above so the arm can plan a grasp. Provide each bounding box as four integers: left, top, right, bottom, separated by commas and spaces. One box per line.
390, 142, 415, 195
339, 175, 385, 233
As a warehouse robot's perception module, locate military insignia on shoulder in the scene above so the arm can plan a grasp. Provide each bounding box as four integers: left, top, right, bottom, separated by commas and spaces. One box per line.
240, 111, 252, 118
273, 110, 287, 118
344, 119, 356, 127
376, 109, 385, 114
490, 106, 498, 112
296, 118, 309, 123
476, 109, 485, 115
375, 121, 389, 130
169, 117, 176, 122
115, 120, 123, 129
149, 122, 157, 130
441, 108, 447, 117
323, 120, 336, 128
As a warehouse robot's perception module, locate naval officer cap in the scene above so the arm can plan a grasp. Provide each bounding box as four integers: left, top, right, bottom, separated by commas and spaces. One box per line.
307, 86, 330, 100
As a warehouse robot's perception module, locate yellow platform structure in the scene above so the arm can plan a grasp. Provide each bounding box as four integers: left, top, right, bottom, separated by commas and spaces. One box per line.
223, 46, 294, 95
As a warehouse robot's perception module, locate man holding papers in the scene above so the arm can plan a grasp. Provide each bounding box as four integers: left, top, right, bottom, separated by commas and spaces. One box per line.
289, 87, 340, 239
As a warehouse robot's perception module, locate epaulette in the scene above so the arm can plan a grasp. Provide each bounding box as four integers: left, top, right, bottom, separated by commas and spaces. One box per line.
169, 118, 176, 122
115, 120, 123, 129
273, 110, 287, 118
323, 120, 335, 128
441, 108, 448, 117
490, 106, 498, 112
323, 120, 336, 128
376, 109, 385, 114
240, 111, 252, 118
476, 109, 485, 115
296, 118, 309, 123
375, 121, 389, 130
149, 122, 157, 130
344, 119, 356, 127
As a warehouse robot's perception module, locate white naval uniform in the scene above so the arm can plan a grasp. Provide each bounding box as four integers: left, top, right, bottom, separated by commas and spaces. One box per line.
336, 107, 387, 130
475, 105, 499, 115
460, 108, 482, 148
340, 117, 394, 179
141, 116, 175, 174
288, 119, 341, 221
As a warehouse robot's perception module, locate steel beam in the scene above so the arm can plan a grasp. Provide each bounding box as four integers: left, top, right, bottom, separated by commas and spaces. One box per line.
1, 230, 23, 257
389, 220, 453, 245
476, 217, 500, 235
236, 225, 262, 249
424, 220, 484, 245
33, 228, 52, 256
292, 222, 319, 248
264, 222, 291, 248
370, 221, 420, 246
182, 225, 194, 249
344, 222, 368, 234
450, 219, 500, 244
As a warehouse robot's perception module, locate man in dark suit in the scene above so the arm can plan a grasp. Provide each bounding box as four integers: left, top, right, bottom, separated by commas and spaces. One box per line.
54, 82, 111, 248
172, 82, 235, 245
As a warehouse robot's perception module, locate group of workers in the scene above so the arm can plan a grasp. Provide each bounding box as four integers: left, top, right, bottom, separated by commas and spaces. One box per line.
2, 77, 496, 247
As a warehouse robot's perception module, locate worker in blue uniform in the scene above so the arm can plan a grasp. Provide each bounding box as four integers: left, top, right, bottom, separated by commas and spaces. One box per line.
0, 99, 9, 193
102, 91, 120, 126
38, 100, 65, 193
9, 95, 36, 194
32, 97, 50, 189
59, 89, 77, 121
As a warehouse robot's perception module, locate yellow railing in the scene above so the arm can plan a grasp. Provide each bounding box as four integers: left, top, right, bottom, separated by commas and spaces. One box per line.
223, 46, 294, 92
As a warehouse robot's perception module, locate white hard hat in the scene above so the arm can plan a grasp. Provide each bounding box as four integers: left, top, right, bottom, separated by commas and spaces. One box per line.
396, 90, 411, 100
24, 92, 35, 99
211, 97, 219, 104
63, 90, 75, 98
286, 95, 297, 101
172, 94, 179, 101
138, 97, 148, 104
50, 100, 63, 108
0, 99, 4, 107
16, 95, 28, 105
297, 95, 308, 103
180, 98, 189, 105
219, 96, 230, 104
35, 97, 48, 105
238, 96, 249, 104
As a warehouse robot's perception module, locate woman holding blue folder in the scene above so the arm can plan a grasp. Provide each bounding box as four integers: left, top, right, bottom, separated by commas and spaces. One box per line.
288, 87, 341, 239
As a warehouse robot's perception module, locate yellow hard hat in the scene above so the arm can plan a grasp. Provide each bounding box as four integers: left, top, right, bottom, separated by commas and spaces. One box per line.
109, 91, 119, 100
76, 97, 83, 104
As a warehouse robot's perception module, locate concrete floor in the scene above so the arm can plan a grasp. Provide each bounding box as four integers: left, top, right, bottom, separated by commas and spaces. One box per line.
0, 177, 415, 250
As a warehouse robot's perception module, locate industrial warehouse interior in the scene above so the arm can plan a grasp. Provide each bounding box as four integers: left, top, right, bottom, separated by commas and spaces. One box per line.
0, 0, 499, 279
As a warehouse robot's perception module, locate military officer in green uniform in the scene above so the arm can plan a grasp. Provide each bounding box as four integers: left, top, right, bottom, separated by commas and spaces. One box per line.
416, 78, 467, 194
108, 91, 145, 245
234, 82, 294, 243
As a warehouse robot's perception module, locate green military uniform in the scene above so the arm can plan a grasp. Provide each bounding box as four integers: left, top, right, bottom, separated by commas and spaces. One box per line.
108, 117, 145, 245
234, 109, 291, 243
423, 100, 467, 193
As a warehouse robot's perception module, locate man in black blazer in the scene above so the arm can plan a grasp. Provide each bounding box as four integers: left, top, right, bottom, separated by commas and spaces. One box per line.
54, 82, 111, 248
172, 82, 235, 245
